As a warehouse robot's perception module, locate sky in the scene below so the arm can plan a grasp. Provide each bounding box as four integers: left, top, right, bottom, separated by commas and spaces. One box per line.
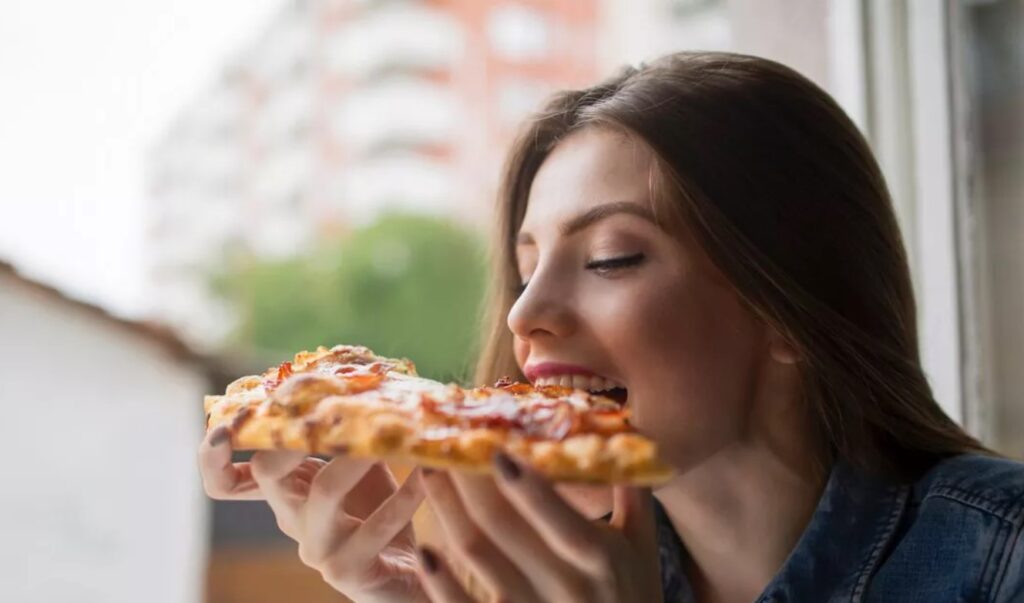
0, 0, 283, 317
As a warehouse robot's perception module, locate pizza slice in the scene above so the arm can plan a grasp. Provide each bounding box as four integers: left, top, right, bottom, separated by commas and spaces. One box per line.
204, 344, 672, 485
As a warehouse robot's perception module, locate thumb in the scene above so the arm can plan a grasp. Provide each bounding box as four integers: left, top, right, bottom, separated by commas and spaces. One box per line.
610, 486, 658, 553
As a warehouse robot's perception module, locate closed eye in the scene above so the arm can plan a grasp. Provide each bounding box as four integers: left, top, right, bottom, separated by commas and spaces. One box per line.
516, 252, 645, 295
585, 252, 645, 274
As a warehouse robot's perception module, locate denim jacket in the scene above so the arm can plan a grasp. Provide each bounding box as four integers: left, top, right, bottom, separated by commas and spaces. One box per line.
656, 454, 1024, 602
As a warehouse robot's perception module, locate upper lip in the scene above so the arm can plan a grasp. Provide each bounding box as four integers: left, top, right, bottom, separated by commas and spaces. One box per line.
523, 361, 607, 383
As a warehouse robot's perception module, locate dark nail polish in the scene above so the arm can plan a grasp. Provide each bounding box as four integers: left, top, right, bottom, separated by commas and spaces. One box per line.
494, 452, 521, 480
209, 427, 231, 447
421, 467, 436, 476
419, 546, 438, 574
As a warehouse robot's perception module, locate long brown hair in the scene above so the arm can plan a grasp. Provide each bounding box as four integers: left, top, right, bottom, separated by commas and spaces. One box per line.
475, 51, 986, 482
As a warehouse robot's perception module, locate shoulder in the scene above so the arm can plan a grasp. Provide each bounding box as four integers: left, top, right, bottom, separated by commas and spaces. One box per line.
880, 454, 1024, 602
912, 453, 1024, 523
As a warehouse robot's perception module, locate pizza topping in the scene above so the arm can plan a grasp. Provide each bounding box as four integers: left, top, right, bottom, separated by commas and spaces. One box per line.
419, 389, 623, 441
225, 375, 263, 395
582, 406, 631, 435
420, 425, 464, 441
290, 344, 418, 377
499, 381, 573, 398
262, 361, 293, 392
522, 401, 578, 440
270, 373, 346, 414
332, 361, 393, 379
270, 372, 388, 415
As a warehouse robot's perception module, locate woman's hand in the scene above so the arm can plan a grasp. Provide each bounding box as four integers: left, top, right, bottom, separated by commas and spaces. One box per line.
418, 453, 663, 603
198, 425, 429, 603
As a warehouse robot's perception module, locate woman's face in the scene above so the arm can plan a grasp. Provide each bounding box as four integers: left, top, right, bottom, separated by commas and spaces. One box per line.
511, 127, 774, 477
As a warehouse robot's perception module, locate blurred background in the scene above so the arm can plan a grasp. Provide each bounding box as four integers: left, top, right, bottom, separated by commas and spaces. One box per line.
1, 0, 1021, 601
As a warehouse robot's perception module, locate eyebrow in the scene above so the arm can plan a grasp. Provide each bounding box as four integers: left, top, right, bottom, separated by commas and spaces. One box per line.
515, 201, 658, 245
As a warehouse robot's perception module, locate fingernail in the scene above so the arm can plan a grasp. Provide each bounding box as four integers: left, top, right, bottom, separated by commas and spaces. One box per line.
209, 426, 231, 447
421, 467, 436, 476
418, 546, 438, 574
494, 452, 521, 481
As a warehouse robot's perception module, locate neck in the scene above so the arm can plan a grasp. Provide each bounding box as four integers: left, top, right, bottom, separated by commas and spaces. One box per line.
654, 368, 825, 603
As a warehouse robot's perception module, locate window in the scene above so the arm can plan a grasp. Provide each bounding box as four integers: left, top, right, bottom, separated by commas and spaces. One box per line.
954, 0, 1024, 456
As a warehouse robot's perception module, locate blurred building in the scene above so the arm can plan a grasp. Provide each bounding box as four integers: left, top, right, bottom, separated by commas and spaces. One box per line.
0, 261, 211, 603
146, 0, 598, 347
142, 0, 831, 349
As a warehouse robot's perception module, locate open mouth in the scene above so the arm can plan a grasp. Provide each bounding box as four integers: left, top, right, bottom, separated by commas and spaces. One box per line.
531, 374, 628, 406
599, 387, 629, 406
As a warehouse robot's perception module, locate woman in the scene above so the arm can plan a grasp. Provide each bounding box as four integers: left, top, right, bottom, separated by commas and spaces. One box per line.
199, 52, 1024, 602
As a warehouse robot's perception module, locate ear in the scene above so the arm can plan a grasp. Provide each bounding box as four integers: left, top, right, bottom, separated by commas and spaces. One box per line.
768, 329, 800, 364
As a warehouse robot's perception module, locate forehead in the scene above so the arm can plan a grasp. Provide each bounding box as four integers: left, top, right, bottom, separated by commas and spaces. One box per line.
522, 127, 657, 228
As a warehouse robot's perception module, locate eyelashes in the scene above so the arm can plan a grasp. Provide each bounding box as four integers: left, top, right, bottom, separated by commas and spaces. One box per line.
515, 252, 646, 295
584, 252, 646, 274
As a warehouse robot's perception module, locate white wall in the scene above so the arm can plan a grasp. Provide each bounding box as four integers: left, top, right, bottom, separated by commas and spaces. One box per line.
0, 282, 210, 603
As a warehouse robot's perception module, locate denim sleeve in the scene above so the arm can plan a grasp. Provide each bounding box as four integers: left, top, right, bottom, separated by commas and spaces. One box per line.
994, 526, 1024, 602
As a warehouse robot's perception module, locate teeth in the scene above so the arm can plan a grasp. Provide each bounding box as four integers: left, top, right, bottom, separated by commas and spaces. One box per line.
533, 374, 624, 391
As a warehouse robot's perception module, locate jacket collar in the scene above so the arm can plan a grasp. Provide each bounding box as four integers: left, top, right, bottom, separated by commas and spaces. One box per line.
656, 463, 911, 603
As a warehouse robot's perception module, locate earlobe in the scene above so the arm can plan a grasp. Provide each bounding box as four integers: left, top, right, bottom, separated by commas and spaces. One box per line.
768, 333, 800, 364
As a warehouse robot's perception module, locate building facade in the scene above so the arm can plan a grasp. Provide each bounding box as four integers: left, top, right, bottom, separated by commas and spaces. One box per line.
146, 0, 598, 347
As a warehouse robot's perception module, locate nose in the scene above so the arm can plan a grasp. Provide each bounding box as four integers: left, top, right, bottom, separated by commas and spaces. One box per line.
506, 268, 577, 340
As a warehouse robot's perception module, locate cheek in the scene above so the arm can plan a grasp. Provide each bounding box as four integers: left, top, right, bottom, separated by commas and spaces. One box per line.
600, 275, 765, 463
645, 284, 760, 386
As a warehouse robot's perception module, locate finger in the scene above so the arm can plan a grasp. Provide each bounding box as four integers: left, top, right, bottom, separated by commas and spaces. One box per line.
611, 486, 658, 553
341, 468, 426, 557
417, 546, 475, 603
423, 470, 539, 602
292, 460, 323, 479
554, 482, 614, 519
297, 456, 329, 474
343, 462, 399, 520
448, 471, 591, 601
250, 449, 310, 537
300, 456, 375, 563
492, 452, 610, 573
291, 457, 328, 484
250, 449, 310, 482
198, 425, 262, 500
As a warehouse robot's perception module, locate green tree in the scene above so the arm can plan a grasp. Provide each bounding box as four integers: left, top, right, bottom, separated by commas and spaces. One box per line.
214, 213, 488, 383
